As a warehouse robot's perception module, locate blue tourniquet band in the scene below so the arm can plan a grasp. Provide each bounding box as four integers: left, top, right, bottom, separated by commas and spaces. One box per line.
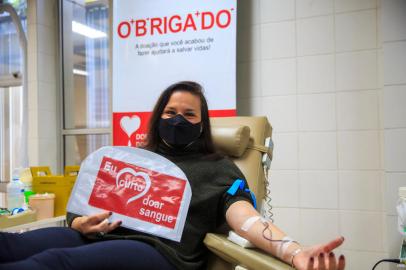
226, 179, 257, 209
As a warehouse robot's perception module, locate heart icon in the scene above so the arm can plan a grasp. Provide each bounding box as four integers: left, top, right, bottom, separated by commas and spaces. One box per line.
116, 168, 151, 204
120, 116, 141, 137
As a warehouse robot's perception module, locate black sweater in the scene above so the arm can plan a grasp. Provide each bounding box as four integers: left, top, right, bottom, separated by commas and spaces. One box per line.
67, 143, 252, 270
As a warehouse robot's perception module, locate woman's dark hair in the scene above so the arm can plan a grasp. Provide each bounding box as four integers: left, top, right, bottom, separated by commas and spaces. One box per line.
144, 81, 216, 154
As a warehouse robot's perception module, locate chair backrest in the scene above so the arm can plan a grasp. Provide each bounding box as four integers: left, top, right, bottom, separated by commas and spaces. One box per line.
210, 116, 273, 208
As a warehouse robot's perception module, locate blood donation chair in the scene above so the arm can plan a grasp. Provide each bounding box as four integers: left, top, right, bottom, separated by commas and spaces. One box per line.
3, 116, 292, 270
206, 116, 292, 270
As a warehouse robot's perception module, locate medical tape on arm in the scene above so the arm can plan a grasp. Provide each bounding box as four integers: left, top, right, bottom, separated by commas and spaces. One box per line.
277, 236, 297, 258
241, 216, 260, 232
241, 216, 268, 232
241, 215, 300, 258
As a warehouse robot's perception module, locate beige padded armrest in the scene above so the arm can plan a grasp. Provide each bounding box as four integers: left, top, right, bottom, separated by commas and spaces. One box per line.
211, 125, 250, 157
204, 233, 293, 270
210, 116, 272, 209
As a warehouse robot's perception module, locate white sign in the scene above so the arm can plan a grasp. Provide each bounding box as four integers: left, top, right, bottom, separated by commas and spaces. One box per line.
67, 146, 192, 242
112, 0, 237, 146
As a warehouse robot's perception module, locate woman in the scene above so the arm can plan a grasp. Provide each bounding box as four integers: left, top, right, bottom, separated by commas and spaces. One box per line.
0, 81, 345, 270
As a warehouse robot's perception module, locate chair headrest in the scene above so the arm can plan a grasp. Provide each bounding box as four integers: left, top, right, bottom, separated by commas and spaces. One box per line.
211, 124, 250, 157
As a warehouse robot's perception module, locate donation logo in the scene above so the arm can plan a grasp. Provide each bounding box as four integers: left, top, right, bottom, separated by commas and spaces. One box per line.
115, 168, 151, 204
120, 115, 141, 146
89, 156, 187, 229
113, 112, 151, 147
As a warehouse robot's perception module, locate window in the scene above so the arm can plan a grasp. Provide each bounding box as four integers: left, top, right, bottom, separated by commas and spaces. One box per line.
0, 0, 27, 181
61, 0, 110, 166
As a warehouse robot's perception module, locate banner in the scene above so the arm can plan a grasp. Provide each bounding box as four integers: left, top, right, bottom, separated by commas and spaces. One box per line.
112, 0, 237, 147
67, 146, 192, 242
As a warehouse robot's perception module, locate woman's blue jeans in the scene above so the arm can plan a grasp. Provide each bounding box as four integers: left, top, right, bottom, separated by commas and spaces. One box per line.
0, 227, 175, 270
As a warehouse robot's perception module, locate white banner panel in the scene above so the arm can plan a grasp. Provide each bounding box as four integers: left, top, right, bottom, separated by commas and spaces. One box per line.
112, 0, 237, 147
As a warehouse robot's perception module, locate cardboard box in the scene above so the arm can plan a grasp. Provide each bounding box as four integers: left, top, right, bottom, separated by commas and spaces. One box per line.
0, 209, 37, 229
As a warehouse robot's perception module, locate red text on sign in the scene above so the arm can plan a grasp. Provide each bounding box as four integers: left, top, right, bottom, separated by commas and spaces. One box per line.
117, 9, 233, 38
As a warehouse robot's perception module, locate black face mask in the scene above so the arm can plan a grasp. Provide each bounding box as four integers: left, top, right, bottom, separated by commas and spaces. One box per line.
158, 114, 202, 147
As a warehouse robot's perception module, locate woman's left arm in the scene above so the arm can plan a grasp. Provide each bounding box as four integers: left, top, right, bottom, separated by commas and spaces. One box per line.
226, 201, 346, 270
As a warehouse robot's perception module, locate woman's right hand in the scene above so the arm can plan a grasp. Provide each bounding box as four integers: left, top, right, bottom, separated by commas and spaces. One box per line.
71, 211, 122, 235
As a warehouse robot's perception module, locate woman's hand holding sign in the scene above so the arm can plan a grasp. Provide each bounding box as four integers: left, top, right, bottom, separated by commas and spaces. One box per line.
71, 211, 122, 235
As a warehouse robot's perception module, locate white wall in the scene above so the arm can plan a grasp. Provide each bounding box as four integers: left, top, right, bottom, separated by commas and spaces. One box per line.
381, 0, 406, 269
236, 0, 405, 269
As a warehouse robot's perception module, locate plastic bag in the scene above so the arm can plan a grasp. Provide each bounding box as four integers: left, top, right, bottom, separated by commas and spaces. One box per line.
397, 199, 406, 236
67, 146, 191, 242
